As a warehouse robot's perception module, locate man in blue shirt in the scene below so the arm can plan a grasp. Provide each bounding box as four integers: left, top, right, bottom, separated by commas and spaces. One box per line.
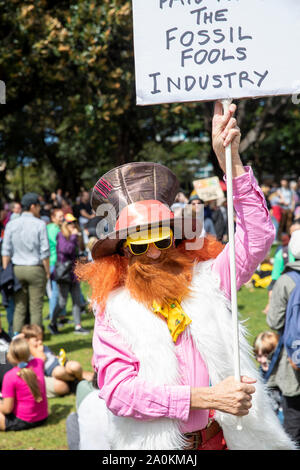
1, 193, 50, 335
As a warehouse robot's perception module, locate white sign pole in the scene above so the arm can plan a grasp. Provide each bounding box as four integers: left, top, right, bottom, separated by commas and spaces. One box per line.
222, 98, 242, 431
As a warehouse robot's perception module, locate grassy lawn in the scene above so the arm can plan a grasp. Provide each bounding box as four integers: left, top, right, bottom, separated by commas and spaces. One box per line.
0, 252, 274, 450
238, 285, 269, 344
0, 284, 95, 450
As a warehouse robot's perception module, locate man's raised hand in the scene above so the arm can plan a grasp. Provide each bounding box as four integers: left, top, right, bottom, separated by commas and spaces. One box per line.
212, 101, 244, 177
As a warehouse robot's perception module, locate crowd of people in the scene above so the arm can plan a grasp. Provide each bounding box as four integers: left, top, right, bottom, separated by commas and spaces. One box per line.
0, 163, 300, 448
171, 176, 300, 245
0, 188, 97, 433
262, 178, 300, 241
171, 190, 228, 243
0, 189, 99, 338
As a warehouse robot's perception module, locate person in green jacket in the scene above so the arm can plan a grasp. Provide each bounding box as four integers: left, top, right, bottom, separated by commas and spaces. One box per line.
271, 234, 295, 282
46, 209, 64, 321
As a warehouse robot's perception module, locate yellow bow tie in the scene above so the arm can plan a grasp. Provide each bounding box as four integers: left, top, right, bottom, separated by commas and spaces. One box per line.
152, 299, 192, 343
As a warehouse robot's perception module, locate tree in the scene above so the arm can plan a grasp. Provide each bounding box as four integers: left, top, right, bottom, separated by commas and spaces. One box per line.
0, 0, 299, 200
0, 1, 203, 195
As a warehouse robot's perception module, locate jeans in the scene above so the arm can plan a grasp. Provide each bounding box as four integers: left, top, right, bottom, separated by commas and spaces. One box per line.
80, 289, 86, 308
271, 216, 279, 240
204, 218, 216, 236
51, 281, 81, 327
5, 297, 14, 338
79, 216, 88, 229
49, 265, 66, 320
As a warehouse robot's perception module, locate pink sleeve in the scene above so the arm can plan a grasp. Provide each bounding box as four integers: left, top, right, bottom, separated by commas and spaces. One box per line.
2, 371, 15, 399
212, 166, 275, 299
92, 316, 190, 422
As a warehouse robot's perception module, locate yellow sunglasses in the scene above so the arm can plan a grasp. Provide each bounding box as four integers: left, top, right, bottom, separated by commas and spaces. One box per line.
124, 229, 173, 256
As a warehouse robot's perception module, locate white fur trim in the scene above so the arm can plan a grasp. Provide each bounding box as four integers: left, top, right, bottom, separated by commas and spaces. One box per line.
105, 288, 186, 450
185, 261, 296, 450
102, 260, 296, 450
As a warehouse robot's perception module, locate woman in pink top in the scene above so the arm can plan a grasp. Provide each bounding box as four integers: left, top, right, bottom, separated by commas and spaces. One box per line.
0, 337, 48, 432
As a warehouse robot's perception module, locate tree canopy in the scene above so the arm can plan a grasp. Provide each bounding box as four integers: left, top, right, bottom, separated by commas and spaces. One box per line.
0, 0, 299, 199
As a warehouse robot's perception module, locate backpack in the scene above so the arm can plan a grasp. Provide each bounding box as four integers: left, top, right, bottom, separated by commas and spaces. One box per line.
265, 270, 300, 380
282, 270, 300, 371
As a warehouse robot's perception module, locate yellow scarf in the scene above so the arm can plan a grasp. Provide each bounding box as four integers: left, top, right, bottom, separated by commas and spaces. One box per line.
152, 299, 192, 343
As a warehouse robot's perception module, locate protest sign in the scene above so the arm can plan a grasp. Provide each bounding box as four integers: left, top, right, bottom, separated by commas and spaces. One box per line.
193, 176, 224, 202
132, 0, 300, 105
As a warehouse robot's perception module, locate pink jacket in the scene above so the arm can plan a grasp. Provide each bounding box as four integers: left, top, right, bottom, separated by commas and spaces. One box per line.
92, 166, 275, 433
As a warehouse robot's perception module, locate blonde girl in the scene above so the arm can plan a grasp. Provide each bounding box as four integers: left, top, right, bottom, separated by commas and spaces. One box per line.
0, 337, 48, 431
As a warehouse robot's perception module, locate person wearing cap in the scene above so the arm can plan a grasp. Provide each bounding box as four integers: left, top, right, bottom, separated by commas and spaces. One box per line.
267, 221, 300, 445
1, 192, 50, 336
76, 103, 294, 450
49, 214, 89, 335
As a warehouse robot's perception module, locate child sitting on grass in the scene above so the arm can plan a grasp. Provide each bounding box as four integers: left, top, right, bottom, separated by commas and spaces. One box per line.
21, 324, 93, 398
0, 337, 48, 431
253, 331, 284, 423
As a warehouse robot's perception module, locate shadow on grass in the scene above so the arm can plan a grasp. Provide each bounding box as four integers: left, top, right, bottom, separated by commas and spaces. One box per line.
47, 403, 74, 424
48, 339, 93, 355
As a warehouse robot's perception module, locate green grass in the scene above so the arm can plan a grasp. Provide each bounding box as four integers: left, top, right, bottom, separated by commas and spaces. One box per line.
0, 283, 94, 450
0, 254, 274, 449
237, 242, 277, 346
238, 284, 269, 348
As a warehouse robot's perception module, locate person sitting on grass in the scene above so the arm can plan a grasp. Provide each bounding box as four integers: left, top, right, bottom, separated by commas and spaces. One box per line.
0, 337, 48, 432
21, 324, 93, 398
253, 331, 283, 424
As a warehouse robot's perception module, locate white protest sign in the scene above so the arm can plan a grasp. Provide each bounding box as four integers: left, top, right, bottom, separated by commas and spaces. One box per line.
193, 176, 224, 202
132, 0, 300, 105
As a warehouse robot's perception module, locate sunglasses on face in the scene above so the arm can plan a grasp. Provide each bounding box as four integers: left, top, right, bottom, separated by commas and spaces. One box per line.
124, 234, 173, 256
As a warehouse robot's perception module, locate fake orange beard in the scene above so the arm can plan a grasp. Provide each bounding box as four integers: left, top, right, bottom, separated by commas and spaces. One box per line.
75, 235, 224, 313
74, 254, 128, 311
125, 246, 194, 308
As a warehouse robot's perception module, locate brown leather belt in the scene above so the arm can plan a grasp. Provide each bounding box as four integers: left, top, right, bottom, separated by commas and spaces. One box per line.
184, 420, 221, 450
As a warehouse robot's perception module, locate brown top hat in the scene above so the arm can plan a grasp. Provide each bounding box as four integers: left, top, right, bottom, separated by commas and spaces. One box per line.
90, 162, 203, 259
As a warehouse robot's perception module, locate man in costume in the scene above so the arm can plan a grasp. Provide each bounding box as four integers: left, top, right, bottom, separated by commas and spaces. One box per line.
76, 102, 295, 450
